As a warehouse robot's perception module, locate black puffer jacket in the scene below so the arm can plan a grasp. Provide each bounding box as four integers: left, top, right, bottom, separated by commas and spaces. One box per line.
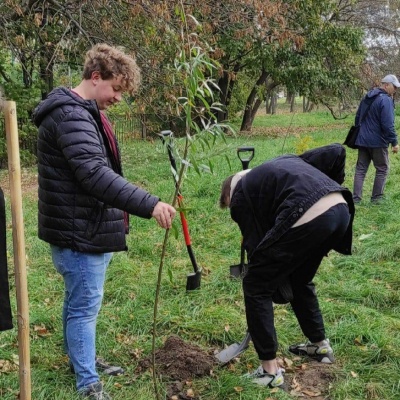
33, 87, 159, 253
230, 144, 354, 259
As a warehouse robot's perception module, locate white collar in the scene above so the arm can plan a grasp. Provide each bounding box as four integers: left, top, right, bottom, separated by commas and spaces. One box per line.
230, 169, 252, 200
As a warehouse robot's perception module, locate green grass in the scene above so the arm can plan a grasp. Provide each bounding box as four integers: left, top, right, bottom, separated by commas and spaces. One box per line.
1, 108, 400, 399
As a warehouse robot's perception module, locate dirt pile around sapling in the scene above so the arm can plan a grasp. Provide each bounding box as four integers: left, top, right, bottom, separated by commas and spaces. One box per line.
137, 336, 216, 399
138, 335, 215, 381
137, 336, 337, 400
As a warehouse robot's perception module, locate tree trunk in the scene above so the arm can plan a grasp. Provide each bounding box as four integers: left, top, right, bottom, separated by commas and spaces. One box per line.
216, 64, 240, 122
39, 59, 54, 100
20, 53, 33, 88
266, 91, 277, 114
302, 96, 308, 112
303, 96, 315, 112
240, 69, 268, 131
216, 71, 229, 122
38, 6, 54, 99
290, 94, 296, 112
271, 93, 277, 114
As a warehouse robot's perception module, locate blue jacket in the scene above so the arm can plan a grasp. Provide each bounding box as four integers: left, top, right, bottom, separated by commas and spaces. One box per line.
33, 87, 159, 253
355, 88, 398, 148
230, 144, 354, 260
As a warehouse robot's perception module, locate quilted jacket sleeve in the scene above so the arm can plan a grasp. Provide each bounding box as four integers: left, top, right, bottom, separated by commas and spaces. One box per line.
57, 109, 159, 219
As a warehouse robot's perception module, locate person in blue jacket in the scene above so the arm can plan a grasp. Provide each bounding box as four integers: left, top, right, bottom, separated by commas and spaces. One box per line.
33, 44, 176, 399
220, 144, 354, 388
353, 74, 400, 203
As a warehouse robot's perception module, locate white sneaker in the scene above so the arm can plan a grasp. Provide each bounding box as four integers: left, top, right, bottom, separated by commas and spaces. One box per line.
289, 339, 334, 363
243, 365, 285, 387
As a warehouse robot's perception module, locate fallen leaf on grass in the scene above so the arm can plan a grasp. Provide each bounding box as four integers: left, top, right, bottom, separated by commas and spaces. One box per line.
201, 266, 211, 275
33, 324, 51, 337
351, 371, 358, 378
0, 359, 18, 372
291, 377, 301, 391
227, 363, 237, 371
359, 233, 373, 241
354, 337, 363, 345
302, 389, 322, 397
283, 357, 293, 368
186, 388, 195, 397
234, 386, 243, 392
11, 354, 19, 366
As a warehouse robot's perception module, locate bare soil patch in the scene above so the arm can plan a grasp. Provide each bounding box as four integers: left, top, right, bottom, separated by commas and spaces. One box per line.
281, 357, 336, 399
242, 123, 347, 138
137, 336, 336, 399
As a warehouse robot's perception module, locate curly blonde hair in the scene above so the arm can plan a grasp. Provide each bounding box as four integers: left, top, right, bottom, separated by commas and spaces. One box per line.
83, 43, 141, 95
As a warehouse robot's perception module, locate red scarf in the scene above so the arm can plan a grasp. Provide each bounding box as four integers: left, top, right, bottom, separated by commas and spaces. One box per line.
100, 112, 129, 234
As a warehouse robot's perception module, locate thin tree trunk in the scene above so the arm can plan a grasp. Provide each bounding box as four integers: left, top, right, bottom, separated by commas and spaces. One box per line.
216, 64, 240, 122
216, 71, 229, 122
240, 69, 268, 131
290, 94, 296, 112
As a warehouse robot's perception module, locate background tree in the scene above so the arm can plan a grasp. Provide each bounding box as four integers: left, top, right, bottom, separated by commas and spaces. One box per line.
0, 0, 395, 137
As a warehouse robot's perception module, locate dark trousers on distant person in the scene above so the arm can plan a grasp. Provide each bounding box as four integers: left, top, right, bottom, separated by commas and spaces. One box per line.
242, 204, 351, 361
353, 147, 389, 202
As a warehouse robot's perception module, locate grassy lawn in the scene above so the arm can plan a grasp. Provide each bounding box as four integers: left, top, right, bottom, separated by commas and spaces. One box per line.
1, 109, 400, 399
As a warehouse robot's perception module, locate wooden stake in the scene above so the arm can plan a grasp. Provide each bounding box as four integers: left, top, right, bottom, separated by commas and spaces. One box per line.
4, 101, 31, 400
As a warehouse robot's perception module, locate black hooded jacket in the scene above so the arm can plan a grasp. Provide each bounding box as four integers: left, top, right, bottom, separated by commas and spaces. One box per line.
33, 87, 159, 253
230, 144, 354, 260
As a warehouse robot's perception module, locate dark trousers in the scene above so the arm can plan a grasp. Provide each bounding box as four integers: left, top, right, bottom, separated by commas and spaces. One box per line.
243, 203, 350, 360
0, 188, 13, 331
353, 147, 389, 202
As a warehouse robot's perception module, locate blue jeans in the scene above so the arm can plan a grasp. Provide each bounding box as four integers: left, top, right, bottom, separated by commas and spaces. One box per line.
51, 245, 113, 390
353, 147, 389, 202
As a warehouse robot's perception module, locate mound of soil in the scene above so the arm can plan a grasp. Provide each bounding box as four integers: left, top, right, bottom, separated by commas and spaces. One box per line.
137, 336, 215, 399
137, 336, 336, 400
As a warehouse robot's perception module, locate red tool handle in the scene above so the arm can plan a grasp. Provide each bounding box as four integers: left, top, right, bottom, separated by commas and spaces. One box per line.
178, 195, 191, 246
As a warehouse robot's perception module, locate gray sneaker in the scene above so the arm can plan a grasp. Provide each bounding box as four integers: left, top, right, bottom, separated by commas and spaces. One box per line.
289, 339, 334, 363
243, 366, 285, 387
81, 382, 111, 399
70, 357, 124, 376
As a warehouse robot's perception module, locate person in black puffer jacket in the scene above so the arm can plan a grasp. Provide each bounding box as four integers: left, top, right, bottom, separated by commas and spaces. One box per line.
33, 44, 176, 399
219, 144, 354, 389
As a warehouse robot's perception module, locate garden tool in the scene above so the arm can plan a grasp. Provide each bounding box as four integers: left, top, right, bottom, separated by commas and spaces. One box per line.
215, 330, 251, 363
229, 146, 255, 278
159, 130, 202, 291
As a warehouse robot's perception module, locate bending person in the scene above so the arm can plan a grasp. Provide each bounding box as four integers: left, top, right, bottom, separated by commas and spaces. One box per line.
219, 143, 354, 388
